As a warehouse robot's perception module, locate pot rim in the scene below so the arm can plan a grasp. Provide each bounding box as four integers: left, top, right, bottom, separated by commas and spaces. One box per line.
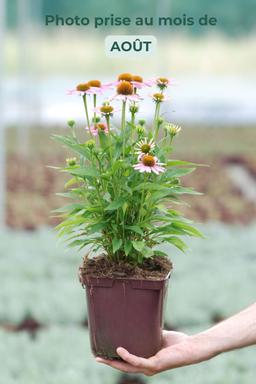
80, 269, 172, 289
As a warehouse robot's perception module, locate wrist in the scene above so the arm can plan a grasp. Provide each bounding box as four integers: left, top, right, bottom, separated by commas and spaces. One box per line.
188, 331, 222, 362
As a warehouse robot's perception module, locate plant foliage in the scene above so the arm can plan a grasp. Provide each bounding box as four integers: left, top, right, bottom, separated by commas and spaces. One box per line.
53, 75, 204, 264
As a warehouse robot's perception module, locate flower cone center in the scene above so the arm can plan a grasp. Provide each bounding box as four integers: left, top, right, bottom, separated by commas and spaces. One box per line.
100, 105, 114, 114
117, 81, 133, 95
142, 155, 155, 167
153, 93, 164, 102
88, 80, 101, 87
97, 123, 106, 131
76, 83, 90, 92
158, 77, 169, 84
141, 144, 151, 153
132, 75, 143, 83
118, 73, 133, 82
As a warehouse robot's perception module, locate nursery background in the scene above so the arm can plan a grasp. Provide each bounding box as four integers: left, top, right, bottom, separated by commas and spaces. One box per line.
0, 0, 256, 383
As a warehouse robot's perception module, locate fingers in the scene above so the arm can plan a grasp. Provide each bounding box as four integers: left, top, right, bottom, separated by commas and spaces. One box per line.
117, 347, 158, 372
95, 348, 158, 376
96, 357, 139, 373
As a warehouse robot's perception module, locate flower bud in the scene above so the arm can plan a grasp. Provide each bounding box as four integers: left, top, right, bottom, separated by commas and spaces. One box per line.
138, 119, 145, 126
129, 103, 139, 114
164, 123, 181, 137
66, 157, 77, 167
84, 139, 95, 150
136, 125, 146, 136
67, 119, 75, 128
157, 117, 164, 126
92, 116, 101, 123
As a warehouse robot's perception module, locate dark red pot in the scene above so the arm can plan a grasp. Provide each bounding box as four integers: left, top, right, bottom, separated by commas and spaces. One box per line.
82, 273, 171, 360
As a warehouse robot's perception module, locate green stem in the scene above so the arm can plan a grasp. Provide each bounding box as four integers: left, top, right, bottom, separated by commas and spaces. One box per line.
131, 111, 136, 143
105, 115, 113, 163
153, 102, 161, 139
121, 100, 126, 158
138, 174, 147, 222
93, 94, 97, 126
131, 112, 135, 126
105, 114, 110, 131
82, 94, 92, 137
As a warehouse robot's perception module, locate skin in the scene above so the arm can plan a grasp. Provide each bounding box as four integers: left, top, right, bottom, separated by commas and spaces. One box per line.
96, 303, 256, 376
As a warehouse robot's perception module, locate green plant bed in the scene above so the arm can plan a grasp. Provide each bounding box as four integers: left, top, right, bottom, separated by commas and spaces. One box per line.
0, 325, 255, 384
0, 229, 85, 325
165, 223, 256, 326
0, 326, 118, 384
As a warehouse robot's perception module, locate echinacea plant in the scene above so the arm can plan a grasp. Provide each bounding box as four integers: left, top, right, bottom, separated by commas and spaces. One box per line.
53, 74, 203, 265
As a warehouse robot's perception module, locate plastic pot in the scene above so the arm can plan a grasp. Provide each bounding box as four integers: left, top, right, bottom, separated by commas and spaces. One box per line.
81, 273, 171, 359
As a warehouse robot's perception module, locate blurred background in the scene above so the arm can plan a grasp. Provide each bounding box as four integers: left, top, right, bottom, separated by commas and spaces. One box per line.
0, 0, 256, 383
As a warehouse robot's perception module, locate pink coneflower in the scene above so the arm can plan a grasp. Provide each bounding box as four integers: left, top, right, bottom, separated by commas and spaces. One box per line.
94, 103, 119, 116
148, 77, 175, 90
152, 93, 169, 103
112, 81, 142, 102
131, 75, 152, 89
103, 73, 133, 88
67, 80, 111, 96
111, 74, 151, 90
67, 83, 93, 96
87, 122, 109, 136
135, 138, 155, 157
87, 80, 112, 94
133, 155, 165, 175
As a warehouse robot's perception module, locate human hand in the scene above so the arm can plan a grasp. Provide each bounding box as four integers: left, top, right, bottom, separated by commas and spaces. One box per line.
96, 331, 212, 376
96, 303, 256, 376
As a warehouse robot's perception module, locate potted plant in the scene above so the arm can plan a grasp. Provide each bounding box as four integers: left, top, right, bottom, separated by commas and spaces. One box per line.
52, 74, 203, 360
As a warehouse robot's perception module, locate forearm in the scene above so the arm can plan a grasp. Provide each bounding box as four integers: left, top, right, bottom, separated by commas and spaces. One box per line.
191, 302, 256, 359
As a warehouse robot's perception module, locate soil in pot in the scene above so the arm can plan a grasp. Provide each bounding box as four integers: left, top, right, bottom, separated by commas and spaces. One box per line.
80, 254, 172, 280
79, 255, 172, 360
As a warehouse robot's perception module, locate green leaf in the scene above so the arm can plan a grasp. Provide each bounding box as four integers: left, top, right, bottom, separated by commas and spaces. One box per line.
98, 130, 109, 149
51, 135, 91, 159
124, 241, 132, 256
52, 203, 84, 214
167, 160, 207, 167
151, 190, 177, 201
112, 160, 125, 172
142, 247, 154, 258
165, 168, 196, 178
153, 250, 169, 257
132, 241, 145, 252
68, 239, 86, 248
55, 192, 78, 199
64, 167, 99, 178
65, 177, 79, 189
151, 215, 171, 223
88, 222, 107, 234
164, 236, 188, 252
112, 238, 122, 253
167, 209, 183, 217
51, 135, 91, 160
126, 226, 144, 236
134, 182, 164, 192
122, 202, 128, 215
105, 198, 126, 211
172, 221, 204, 238
169, 186, 202, 195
